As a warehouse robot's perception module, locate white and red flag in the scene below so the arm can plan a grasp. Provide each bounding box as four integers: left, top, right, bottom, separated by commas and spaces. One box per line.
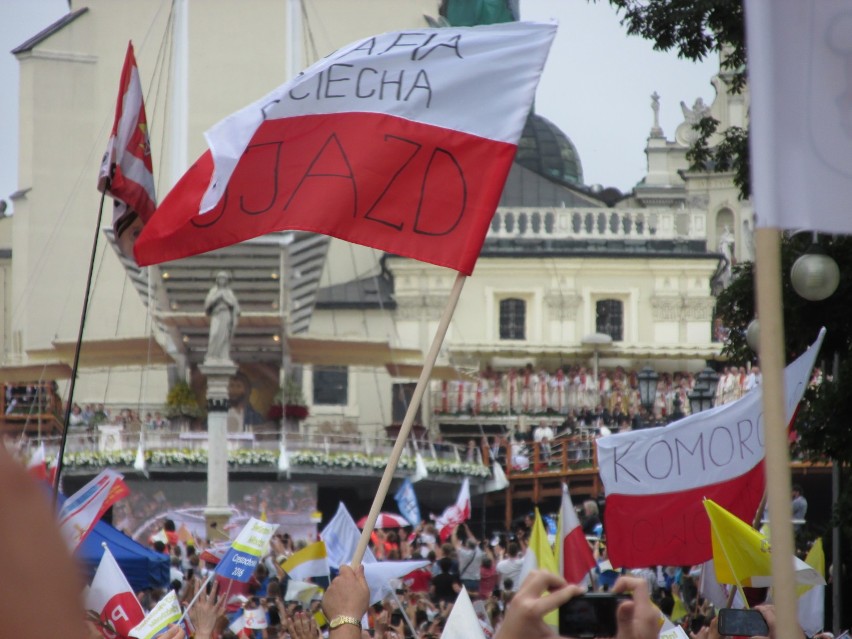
596, 329, 824, 568
58, 468, 129, 551
434, 477, 471, 541
98, 41, 156, 238
86, 545, 146, 639
557, 482, 596, 584
27, 441, 48, 483
134, 22, 556, 272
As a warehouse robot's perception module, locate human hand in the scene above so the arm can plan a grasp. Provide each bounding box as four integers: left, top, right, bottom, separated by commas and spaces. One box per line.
494, 570, 585, 639
287, 610, 321, 639
188, 578, 226, 639
322, 564, 370, 620
0, 446, 88, 639
612, 576, 661, 639
691, 617, 722, 639
752, 604, 777, 639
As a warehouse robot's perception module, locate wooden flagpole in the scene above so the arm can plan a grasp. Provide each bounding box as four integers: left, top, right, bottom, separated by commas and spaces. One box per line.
351, 272, 467, 567
753, 228, 798, 639
52, 185, 110, 503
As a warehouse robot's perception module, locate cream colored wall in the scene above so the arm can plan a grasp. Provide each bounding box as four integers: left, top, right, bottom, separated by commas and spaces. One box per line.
11, 0, 437, 409
390, 256, 717, 349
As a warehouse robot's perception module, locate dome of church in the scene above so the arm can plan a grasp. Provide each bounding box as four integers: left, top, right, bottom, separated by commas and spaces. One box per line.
515, 112, 584, 186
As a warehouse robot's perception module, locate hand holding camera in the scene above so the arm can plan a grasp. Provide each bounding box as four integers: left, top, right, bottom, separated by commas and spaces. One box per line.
494, 572, 659, 639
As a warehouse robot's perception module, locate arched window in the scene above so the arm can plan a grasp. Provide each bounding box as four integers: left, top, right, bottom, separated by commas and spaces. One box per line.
596, 299, 623, 342
499, 298, 526, 340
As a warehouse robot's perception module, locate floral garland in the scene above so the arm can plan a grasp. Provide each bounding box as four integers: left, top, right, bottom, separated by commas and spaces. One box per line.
62, 449, 491, 478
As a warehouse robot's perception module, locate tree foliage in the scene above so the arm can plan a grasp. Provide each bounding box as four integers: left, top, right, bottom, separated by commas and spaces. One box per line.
714, 233, 852, 532
606, 0, 750, 197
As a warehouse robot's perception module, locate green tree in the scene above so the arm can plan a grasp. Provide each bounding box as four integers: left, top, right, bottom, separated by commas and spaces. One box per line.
607, 0, 750, 197
714, 233, 852, 536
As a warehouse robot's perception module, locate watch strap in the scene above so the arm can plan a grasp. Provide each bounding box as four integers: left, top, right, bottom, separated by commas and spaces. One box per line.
329, 615, 361, 630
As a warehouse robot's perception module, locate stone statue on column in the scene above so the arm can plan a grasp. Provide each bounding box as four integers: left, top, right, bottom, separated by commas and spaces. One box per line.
204, 271, 240, 364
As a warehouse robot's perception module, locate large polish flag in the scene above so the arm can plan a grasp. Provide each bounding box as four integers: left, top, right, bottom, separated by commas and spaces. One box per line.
134, 22, 556, 273
596, 330, 824, 568
86, 546, 146, 639
98, 41, 157, 234
557, 482, 596, 584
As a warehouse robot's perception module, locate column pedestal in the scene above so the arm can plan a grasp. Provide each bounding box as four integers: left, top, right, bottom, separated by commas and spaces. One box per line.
200, 359, 237, 542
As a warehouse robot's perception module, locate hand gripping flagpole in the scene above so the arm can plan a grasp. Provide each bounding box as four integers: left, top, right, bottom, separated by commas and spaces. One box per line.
351, 272, 466, 567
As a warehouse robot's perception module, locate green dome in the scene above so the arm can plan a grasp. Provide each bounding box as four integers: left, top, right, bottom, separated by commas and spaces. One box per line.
515, 112, 584, 186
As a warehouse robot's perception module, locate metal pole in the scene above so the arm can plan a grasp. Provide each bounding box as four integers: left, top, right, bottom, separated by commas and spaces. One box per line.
831, 352, 841, 634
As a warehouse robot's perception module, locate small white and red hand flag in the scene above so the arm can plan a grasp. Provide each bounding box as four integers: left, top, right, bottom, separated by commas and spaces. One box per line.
596, 330, 824, 568
98, 41, 156, 239
58, 468, 129, 552
26, 441, 48, 483
85, 545, 146, 639
557, 482, 596, 584
434, 477, 471, 541
134, 22, 556, 271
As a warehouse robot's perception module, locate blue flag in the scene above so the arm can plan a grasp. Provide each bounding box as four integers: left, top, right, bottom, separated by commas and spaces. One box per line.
216, 517, 277, 583
394, 478, 421, 527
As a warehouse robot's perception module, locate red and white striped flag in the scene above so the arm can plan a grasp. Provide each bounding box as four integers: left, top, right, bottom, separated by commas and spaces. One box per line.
26, 442, 48, 483
98, 41, 156, 245
434, 478, 470, 541
557, 482, 596, 584
596, 330, 824, 568
58, 468, 129, 551
85, 546, 146, 639
134, 22, 556, 271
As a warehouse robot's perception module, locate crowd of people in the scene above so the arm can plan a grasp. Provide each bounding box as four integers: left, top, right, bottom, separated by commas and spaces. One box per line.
431, 362, 768, 424
0, 439, 826, 639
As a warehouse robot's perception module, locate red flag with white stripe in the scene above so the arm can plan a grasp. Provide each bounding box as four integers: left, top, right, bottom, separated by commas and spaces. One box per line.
557, 482, 596, 584
98, 41, 156, 242
134, 22, 556, 272
85, 546, 146, 639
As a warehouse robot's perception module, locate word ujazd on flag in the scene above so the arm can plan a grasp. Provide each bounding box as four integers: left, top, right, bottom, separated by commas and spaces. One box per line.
596, 329, 824, 568
134, 22, 556, 272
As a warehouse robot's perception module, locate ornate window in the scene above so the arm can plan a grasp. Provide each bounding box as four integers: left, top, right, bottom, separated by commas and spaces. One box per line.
596, 299, 623, 342
499, 298, 526, 340
312, 366, 348, 405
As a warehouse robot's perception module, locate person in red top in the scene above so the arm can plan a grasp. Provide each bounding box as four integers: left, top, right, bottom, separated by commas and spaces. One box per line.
479, 555, 498, 598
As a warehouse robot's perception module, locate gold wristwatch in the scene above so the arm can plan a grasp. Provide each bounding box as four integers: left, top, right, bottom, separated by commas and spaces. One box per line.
329, 615, 361, 631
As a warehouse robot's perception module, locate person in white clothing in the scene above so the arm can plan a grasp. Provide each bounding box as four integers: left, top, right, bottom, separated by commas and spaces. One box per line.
496, 541, 525, 592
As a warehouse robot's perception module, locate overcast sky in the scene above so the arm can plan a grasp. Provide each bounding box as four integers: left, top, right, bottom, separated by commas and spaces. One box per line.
0, 0, 717, 210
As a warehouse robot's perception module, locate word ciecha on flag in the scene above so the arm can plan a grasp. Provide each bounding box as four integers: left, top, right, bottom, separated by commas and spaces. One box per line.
216, 517, 278, 582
